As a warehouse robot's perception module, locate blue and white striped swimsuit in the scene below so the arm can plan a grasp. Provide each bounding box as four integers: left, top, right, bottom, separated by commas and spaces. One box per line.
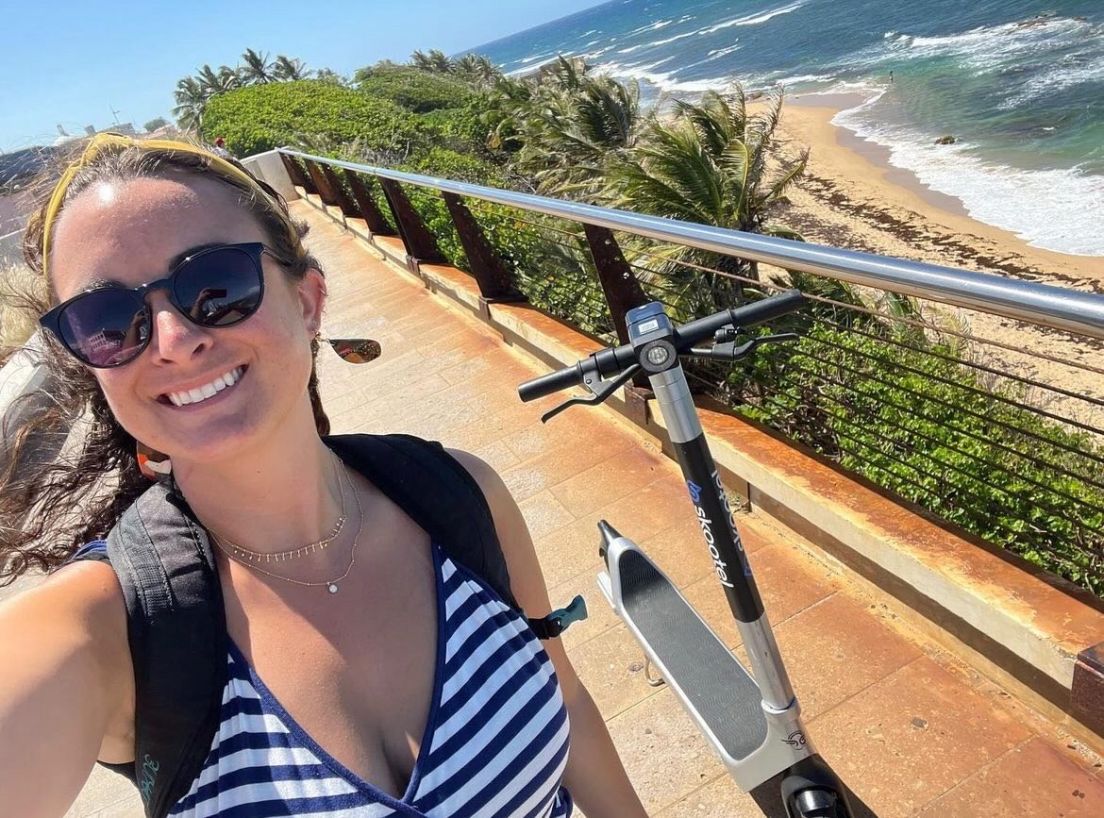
161, 543, 573, 817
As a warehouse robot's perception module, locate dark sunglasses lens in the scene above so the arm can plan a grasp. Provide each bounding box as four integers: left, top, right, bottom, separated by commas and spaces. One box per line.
174, 246, 263, 327
58, 289, 149, 367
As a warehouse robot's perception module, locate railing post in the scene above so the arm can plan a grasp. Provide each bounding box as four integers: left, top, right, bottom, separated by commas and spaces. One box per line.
583, 224, 650, 345
377, 177, 446, 267
584, 224, 652, 396
278, 152, 310, 191
344, 172, 396, 236
302, 159, 339, 207
319, 164, 360, 219
442, 193, 522, 303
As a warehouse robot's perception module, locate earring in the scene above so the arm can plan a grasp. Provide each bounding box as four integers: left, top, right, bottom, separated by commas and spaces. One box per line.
136, 441, 172, 480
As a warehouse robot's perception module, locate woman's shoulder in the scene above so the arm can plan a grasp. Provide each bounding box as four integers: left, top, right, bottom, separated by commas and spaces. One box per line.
6, 556, 128, 643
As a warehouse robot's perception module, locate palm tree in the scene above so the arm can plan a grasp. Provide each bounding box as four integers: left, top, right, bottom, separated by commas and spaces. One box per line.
272, 55, 309, 81
197, 64, 241, 97
239, 48, 274, 84
411, 49, 453, 74
605, 86, 807, 315
454, 53, 501, 87
172, 76, 207, 132
513, 58, 646, 197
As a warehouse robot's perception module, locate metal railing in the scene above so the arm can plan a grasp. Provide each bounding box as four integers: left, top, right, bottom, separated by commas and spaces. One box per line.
277, 148, 1104, 595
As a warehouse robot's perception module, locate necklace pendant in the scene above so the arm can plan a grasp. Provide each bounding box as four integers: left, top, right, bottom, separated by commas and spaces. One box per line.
328, 583, 339, 594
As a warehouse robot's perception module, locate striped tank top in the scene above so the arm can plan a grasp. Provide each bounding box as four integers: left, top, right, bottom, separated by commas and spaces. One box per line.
74, 540, 573, 817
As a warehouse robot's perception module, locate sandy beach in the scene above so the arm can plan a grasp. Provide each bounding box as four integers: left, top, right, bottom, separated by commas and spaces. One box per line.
776, 94, 1104, 291
768, 93, 1103, 425
772, 94, 1104, 291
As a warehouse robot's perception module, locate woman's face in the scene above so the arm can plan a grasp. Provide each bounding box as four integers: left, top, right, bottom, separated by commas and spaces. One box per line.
48, 173, 326, 466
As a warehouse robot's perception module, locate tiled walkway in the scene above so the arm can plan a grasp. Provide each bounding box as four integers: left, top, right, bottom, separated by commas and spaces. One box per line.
48, 202, 1104, 816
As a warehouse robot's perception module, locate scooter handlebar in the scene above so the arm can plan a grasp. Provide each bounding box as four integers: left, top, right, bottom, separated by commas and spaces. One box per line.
673, 289, 806, 348
517, 362, 584, 402
517, 290, 806, 402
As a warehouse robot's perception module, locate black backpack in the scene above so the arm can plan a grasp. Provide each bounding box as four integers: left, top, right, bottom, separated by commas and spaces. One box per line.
73, 433, 585, 818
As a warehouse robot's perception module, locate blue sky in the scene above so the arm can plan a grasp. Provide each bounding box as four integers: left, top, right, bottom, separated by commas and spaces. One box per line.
0, 0, 607, 152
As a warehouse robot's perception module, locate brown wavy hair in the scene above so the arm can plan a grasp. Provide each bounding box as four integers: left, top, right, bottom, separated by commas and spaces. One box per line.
0, 136, 330, 585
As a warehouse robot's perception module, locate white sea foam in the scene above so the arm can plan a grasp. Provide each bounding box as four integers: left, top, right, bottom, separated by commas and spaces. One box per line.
626, 19, 674, 37
596, 60, 731, 95
707, 43, 742, 60
506, 55, 561, 76
648, 30, 699, 48
882, 15, 1093, 73
700, 0, 812, 35
1003, 54, 1104, 107
833, 99, 1104, 255
678, 42, 742, 72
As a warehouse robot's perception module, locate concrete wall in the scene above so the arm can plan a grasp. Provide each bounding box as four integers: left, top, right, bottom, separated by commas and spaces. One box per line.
242, 150, 298, 203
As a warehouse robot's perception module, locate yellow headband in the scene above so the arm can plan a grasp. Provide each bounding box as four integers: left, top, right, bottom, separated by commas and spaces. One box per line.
40, 132, 284, 277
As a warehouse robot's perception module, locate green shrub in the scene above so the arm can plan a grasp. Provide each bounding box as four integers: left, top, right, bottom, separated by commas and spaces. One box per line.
394, 149, 508, 272
730, 317, 1104, 593
201, 81, 423, 158
419, 105, 493, 155
355, 67, 474, 113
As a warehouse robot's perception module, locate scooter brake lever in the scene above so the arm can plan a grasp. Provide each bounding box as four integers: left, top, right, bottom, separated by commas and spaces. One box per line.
694, 332, 800, 362
540, 364, 642, 423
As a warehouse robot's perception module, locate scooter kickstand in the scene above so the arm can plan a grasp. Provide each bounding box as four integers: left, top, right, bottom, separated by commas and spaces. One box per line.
644, 656, 665, 688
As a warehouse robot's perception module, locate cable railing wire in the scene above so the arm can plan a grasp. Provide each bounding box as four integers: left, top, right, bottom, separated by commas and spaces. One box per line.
628, 244, 1104, 379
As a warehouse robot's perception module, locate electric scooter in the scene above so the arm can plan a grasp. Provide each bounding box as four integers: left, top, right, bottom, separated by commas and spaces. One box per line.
518, 290, 855, 817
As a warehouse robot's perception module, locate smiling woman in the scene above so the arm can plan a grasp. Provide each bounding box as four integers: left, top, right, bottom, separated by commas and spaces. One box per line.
0, 134, 646, 818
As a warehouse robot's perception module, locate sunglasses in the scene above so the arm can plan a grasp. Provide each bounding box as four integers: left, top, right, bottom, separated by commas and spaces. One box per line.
40, 242, 269, 368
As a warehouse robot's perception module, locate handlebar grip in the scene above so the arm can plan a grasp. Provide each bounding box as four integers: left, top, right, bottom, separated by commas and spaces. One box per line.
733, 289, 806, 326
675, 289, 807, 347
518, 363, 583, 402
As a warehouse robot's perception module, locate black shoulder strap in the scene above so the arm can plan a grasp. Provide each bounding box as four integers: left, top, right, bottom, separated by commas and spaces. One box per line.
103, 481, 227, 818
324, 433, 521, 611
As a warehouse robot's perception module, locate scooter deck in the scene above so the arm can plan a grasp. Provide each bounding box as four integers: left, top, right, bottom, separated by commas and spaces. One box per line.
618, 549, 768, 761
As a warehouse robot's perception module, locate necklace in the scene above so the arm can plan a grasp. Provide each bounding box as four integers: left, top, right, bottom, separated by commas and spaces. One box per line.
211, 456, 347, 564
211, 460, 365, 594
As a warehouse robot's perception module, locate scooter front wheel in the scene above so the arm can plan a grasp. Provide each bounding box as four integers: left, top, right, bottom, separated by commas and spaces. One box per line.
786, 786, 851, 817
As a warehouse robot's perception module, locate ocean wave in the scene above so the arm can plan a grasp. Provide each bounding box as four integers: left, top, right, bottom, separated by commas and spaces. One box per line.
833, 101, 1104, 255
596, 60, 731, 95
882, 15, 1094, 72
1002, 54, 1104, 107
626, 19, 674, 37
707, 43, 742, 60
701, 0, 813, 35
648, 30, 699, 48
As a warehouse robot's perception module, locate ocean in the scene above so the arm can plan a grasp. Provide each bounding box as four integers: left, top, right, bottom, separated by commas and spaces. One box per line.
470, 0, 1104, 256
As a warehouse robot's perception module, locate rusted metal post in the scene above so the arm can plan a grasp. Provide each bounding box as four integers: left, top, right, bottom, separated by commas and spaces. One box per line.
583, 224, 650, 345
278, 153, 310, 190
344, 172, 396, 236
377, 177, 445, 265
302, 159, 338, 207
584, 224, 652, 393
319, 164, 359, 218
442, 192, 522, 301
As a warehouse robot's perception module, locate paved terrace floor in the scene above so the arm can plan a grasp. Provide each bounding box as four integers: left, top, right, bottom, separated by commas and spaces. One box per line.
47, 202, 1104, 817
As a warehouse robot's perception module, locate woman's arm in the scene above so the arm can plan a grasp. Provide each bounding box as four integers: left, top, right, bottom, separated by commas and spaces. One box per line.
451, 450, 649, 818
0, 561, 134, 818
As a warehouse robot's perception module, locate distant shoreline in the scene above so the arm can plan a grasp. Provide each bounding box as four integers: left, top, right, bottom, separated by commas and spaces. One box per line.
775, 93, 1104, 289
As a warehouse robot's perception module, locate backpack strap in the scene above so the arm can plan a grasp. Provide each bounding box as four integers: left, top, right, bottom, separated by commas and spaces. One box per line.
103, 481, 228, 818
324, 433, 521, 610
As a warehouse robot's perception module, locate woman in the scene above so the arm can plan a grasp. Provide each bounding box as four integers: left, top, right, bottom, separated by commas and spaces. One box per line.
0, 135, 648, 817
